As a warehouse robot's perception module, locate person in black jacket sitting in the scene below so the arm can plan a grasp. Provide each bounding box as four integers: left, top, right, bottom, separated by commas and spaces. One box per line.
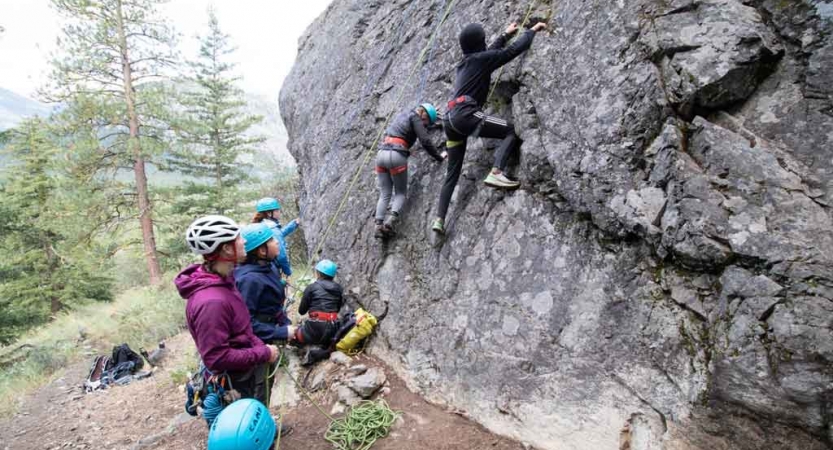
292, 259, 344, 365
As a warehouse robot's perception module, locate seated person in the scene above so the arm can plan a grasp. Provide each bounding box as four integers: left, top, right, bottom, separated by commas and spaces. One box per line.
293, 259, 344, 365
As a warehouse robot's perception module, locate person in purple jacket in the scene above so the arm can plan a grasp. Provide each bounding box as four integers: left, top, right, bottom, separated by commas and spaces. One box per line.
176, 215, 289, 436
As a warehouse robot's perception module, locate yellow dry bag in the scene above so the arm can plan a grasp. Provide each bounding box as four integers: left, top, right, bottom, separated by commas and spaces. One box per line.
335, 308, 378, 354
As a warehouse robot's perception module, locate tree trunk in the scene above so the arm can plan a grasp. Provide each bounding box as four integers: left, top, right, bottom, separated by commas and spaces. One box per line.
214, 130, 224, 214
116, 0, 162, 284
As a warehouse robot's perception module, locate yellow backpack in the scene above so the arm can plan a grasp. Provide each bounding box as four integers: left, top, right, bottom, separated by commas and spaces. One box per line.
335, 308, 378, 355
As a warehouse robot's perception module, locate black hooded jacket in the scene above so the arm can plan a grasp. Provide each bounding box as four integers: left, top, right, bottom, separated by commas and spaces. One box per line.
454, 24, 536, 106
299, 279, 344, 315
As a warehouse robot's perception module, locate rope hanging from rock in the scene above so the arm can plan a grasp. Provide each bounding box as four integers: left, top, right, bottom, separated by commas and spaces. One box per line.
293, 0, 460, 296
299, 0, 424, 220
324, 399, 400, 450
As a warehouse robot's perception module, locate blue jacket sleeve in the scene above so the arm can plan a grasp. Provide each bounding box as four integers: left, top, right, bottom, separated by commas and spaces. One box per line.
277, 244, 292, 276
237, 274, 281, 342
281, 220, 298, 237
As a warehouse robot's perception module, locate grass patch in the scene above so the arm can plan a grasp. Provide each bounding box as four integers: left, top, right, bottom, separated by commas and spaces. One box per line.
0, 275, 185, 417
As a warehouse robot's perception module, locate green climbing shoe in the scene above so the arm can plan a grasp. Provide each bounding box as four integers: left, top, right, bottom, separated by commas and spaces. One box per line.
431, 218, 445, 234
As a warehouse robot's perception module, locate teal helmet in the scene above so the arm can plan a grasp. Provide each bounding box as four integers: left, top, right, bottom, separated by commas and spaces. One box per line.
241, 223, 273, 254
207, 398, 276, 450
315, 259, 338, 278
419, 103, 438, 124
256, 197, 281, 213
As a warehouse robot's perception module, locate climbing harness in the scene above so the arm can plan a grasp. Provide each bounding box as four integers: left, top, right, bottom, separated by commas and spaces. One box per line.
325, 400, 400, 450
184, 363, 240, 426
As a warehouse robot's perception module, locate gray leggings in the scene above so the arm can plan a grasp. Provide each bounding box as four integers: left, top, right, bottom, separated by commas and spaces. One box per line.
375, 149, 409, 221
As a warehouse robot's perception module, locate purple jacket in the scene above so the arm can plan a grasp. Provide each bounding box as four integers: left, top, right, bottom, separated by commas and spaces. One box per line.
175, 264, 271, 373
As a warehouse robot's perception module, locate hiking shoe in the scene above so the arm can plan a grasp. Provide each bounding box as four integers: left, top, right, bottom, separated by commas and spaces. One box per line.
270, 422, 293, 438
484, 172, 520, 189
431, 218, 445, 234
383, 214, 398, 236
374, 224, 386, 239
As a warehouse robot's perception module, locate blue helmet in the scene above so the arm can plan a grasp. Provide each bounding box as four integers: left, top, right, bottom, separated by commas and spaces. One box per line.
241, 223, 273, 254
420, 103, 438, 124
315, 259, 337, 278
256, 197, 281, 213
207, 398, 276, 450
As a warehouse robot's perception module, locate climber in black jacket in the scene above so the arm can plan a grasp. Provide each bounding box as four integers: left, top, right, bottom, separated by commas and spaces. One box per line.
375, 103, 447, 239
292, 260, 344, 364
432, 21, 547, 235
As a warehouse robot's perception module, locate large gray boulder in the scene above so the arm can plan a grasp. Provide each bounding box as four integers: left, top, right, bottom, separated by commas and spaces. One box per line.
280, 0, 833, 448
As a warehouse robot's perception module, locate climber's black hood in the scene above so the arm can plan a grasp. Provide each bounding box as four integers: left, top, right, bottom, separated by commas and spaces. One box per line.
459, 23, 486, 54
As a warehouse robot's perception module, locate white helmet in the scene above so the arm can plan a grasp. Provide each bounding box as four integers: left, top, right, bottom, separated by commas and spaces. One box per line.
185, 215, 241, 255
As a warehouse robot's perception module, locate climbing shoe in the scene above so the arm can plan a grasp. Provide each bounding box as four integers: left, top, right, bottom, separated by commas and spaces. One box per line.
270, 422, 293, 438
431, 218, 445, 234
382, 213, 398, 236
374, 224, 386, 239
484, 172, 520, 189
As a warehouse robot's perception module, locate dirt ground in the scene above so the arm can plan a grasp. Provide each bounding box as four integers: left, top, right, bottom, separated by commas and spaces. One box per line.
0, 333, 524, 450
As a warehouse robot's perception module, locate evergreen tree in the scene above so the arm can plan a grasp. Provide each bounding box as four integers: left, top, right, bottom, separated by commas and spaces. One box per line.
45, 0, 179, 284
0, 119, 112, 344
167, 9, 263, 217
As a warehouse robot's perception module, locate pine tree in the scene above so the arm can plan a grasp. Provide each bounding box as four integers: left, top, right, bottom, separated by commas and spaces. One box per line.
167, 9, 263, 217
45, 0, 178, 284
0, 119, 112, 344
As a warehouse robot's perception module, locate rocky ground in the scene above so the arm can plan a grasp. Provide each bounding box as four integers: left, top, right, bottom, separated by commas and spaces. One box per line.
0, 332, 524, 450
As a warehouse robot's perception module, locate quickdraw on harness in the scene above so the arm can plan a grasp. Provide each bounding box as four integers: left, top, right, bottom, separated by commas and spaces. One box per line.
184, 362, 241, 426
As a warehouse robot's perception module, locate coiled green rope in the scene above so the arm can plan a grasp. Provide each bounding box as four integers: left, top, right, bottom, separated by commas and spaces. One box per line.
325, 399, 400, 450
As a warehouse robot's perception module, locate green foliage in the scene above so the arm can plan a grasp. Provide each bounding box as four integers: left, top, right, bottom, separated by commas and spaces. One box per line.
166, 9, 264, 218
46, 0, 181, 284
0, 119, 113, 344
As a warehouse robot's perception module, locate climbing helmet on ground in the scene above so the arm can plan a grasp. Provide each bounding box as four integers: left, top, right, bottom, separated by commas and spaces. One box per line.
186, 215, 240, 255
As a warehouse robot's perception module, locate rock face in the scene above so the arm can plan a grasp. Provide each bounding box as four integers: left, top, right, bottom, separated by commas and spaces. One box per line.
280, 1, 833, 449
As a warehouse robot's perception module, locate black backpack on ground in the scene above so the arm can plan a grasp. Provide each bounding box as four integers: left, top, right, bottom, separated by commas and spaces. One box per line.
84, 343, 146, 391
109, 343, 144, 371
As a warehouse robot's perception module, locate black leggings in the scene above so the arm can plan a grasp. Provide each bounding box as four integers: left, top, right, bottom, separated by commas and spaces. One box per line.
436, 110, 520, 221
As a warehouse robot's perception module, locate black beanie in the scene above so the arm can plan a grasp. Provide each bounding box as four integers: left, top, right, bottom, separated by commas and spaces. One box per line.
459, 23, 486, 54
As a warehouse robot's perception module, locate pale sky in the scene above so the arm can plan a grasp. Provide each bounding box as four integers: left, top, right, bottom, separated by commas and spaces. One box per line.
0, 0, 332, 99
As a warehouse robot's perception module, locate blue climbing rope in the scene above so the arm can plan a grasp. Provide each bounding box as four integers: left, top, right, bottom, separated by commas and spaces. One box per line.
202, 392, 224, 426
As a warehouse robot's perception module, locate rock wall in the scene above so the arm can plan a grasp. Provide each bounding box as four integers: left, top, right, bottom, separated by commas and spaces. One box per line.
280, 1, 833, 448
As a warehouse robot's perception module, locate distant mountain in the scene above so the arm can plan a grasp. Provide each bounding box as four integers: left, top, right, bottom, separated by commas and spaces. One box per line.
0, 88, 52, 131
244, 92, 294, 170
